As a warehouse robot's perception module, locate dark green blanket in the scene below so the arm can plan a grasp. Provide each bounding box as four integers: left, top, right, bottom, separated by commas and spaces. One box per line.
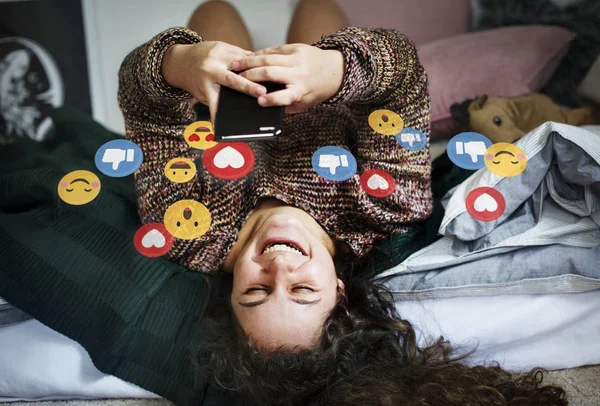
0, 106, 469, 405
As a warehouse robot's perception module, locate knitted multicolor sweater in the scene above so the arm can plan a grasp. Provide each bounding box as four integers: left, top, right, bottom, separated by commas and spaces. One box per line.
118, 27, 432, 274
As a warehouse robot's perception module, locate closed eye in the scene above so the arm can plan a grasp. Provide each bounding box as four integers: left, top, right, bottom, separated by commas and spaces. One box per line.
492, 161, 500, 164
84, 188, 92, 192
66, 188, 74, 192
245, 287, 267, 293
511, 161, 519, 164
245, 286, 315, 293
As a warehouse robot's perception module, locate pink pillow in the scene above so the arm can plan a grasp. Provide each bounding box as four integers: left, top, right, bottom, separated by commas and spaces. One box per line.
419, 25, 576, 140
337, 0, 471, 46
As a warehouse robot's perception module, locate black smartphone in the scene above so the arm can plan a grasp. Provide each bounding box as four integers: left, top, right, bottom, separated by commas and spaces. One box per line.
214, 81, 285, 142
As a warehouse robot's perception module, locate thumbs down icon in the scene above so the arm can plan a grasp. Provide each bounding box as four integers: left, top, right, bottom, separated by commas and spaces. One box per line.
400, 132, 421, 147
102, 148, 135, 170
455, 141, 487, 163
319, 154, 349, 175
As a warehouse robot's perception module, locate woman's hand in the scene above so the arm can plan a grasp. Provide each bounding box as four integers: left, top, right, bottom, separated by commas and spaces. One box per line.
161, 41, 267, 122
232, 44, 344, 113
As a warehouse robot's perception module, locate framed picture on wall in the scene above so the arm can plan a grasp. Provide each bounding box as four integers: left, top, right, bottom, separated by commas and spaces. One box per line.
0, 0, 92, 144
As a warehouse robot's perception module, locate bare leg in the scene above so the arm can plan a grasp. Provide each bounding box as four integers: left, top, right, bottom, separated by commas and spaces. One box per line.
188, 0, 254, 51
286, 0, 349, 45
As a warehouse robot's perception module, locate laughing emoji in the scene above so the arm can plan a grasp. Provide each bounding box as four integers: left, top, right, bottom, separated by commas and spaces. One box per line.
368, 110, 404, 136
484, 142, 527, 177
164, 157, 196, 183
184, 121, 217, 150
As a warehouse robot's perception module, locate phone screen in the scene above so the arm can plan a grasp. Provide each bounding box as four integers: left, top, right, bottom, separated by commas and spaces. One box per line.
214, 82, 285, 142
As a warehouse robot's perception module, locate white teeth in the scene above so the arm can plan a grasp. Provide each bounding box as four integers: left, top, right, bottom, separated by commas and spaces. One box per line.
262, 243, 304, 255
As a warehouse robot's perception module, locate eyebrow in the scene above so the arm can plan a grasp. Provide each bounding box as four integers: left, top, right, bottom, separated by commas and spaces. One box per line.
70, 178, 91, 185
238, 297, 322, 308
494, 151, 515, 157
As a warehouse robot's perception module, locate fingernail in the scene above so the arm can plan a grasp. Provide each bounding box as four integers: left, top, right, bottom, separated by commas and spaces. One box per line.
231, 61, 241, 70
258, 96, 267, 106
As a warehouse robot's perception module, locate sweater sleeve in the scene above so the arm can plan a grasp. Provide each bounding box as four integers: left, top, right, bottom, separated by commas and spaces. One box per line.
117, 27, 203, 225
315, 28, 432, 254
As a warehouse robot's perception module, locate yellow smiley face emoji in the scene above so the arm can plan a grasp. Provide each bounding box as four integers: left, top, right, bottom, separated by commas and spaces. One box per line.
165, 157, 196, 183
484, 142, 527, 177
368, 110, 404, 135
163, 200, 211, 240
184, 121, 218, 150
57, 170, 101, 205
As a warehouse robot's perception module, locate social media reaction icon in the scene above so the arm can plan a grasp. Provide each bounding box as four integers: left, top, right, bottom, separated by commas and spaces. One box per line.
484, 143, 527, 178
57, 170, 101, 205
368, 110, 404, 135
94, 139, 143, 177
202, 142, 255, 180
133, 223, 174, 258
164, 157, 196, 183
360, 169, 396, 198
184, 121, 217, 150
312, 146, 357, 181
395, 127, 427, 151
163, 200, 211, 240
447, 132, 492, 170
465, 187, 506, 222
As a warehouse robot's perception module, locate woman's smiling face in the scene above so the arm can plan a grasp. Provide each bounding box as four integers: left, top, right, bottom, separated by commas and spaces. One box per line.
224, 205, 344, 349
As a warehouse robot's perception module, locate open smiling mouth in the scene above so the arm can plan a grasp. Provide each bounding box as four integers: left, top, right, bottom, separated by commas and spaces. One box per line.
260, 240, 307, 256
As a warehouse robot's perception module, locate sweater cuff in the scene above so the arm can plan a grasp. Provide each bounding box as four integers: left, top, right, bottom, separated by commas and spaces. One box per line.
144, 27, 203, 102
315, 28, 376, 106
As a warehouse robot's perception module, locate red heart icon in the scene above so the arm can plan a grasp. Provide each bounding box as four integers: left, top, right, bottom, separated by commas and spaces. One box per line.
205, 133, 214, 142
188, 133, 200, 142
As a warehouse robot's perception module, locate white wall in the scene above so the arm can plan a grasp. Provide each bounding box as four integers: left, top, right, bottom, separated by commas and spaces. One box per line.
82, 0, 298, 134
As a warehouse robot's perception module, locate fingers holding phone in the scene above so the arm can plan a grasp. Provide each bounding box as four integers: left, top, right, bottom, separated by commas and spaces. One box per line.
161, 41, 267, 122
232, 44, 344, 113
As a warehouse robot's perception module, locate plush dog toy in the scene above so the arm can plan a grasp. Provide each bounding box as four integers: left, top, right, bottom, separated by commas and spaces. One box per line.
450, 93, 599, 144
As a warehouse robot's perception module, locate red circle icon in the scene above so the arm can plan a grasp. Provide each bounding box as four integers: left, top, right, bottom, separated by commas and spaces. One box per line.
465, 187, 506, 222
133, 223, 174, 258
360, 169, 396, 198
202, 142, 255, 180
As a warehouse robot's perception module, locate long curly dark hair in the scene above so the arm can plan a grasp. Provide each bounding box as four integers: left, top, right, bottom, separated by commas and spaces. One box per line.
196, 267, 567, 406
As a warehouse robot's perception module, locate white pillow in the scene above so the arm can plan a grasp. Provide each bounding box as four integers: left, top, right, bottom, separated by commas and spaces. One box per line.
0, 320, 159, 401
396, 290, 600, 371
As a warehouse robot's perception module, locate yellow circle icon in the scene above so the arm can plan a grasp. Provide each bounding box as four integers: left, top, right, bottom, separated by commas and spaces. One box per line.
484, 142, 527, 177
165, 157, 196, 183
57, 170, 101, 205
368, 110, 404, 135
163, 200, 211, 240
184, 121, 218, 150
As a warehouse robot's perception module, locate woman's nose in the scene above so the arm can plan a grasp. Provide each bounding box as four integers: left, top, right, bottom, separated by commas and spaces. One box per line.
264, 254, 296, 273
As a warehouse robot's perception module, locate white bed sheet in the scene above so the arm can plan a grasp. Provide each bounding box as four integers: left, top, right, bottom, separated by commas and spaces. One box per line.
1, 290, 599, 401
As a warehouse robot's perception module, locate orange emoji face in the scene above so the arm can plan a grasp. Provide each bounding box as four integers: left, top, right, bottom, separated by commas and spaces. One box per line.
164, 157, 196, 183
184, 121, 217, 150
368, 110, 404, 136
484, 142, 527, 178
57, 170, 101, 205
163, 200, 211, 240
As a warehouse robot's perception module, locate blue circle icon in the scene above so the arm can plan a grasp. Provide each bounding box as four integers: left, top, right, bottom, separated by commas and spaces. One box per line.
395, 127, 427, 151
94, 139, 143, 177
312, 146, 357, 181
447, 132, 492, 170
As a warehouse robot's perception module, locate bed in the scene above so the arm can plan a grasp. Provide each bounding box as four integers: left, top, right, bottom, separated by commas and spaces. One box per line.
1, 0, 599, 404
